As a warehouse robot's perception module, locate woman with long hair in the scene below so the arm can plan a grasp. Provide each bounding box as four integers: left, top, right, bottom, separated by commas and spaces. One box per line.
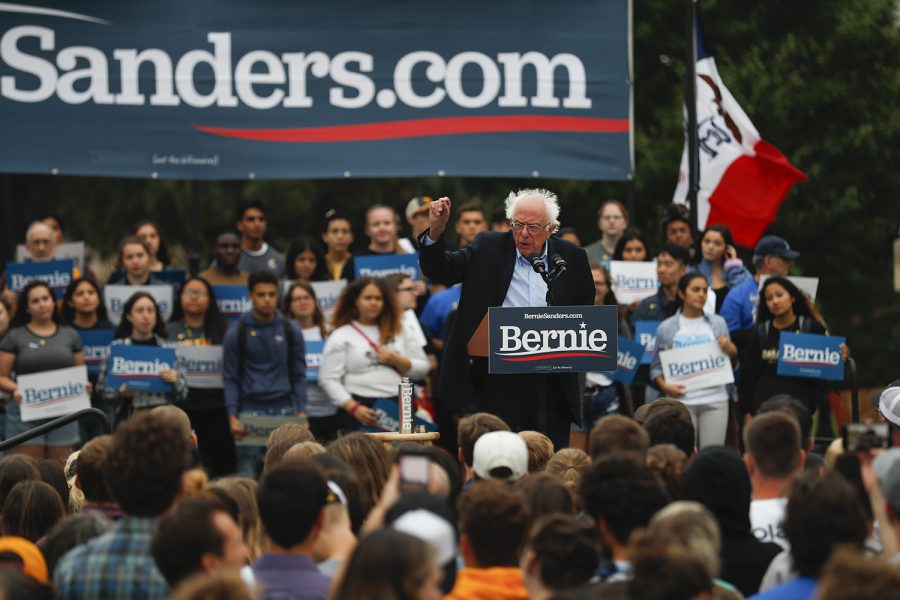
330, 528, 443, 600
284, 236, 329, 282
96, 292, 187, 423
62, 278, 111, 331
739, 276, 848, 418
0, 281, 86, 460
283, 281, 336, 442
612, 228, 651, 262
651, 273, 737, 448
62, 277, 114, 443
320, 209, 355, 281
691, 225, 751, 313
169, 277, 234, 476
133, 220, 170, 272
319, 277, 429, 432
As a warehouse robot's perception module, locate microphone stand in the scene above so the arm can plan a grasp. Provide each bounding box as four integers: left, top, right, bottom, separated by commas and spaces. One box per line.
539, 263, 565, 306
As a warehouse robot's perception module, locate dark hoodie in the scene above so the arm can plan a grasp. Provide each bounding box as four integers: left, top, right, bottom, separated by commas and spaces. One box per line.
680, 446, 781, 597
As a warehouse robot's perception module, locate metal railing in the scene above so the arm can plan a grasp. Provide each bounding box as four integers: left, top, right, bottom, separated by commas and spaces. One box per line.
0, 408, 110, 452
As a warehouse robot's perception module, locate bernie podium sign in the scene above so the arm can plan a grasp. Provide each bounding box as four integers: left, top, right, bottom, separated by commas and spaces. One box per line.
487, 305, 617, 374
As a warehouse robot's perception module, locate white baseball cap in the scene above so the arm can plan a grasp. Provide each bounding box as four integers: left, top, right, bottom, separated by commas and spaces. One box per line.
473, 431, 528, 482
879, 386, 900, 428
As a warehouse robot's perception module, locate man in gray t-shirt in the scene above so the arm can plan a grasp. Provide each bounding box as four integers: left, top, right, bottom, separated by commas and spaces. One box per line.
236, 200, 285, 276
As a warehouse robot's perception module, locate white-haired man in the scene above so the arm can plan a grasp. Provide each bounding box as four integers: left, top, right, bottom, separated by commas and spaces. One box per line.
419, 190, 594, 448
24, 221, 59, 261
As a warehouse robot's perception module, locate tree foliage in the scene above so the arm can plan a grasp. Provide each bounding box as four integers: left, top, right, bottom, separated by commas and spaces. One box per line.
2, 0, 898, 384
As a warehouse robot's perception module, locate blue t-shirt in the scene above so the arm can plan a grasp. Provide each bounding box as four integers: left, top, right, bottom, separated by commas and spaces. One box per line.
721, 276, 759, 333
419, 285, 461, 340
749, 576, 817, 600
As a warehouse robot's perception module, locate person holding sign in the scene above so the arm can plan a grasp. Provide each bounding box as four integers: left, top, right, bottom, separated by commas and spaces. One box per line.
419, 191, 595, 449
62, 277, 113, 443
739, 277, 849, 418
283, 281, 335, 442
133, 220, 170, 272
97, 292, 187, 422
169, 277, 234, 477
359, 204, 415, 256
319, 277, 429, 432
650, 273, 737, 448
0, 281, 85, 460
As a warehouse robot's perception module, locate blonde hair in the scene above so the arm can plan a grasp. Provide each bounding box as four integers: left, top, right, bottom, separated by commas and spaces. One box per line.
647, 501, 722, 578
209, 477, 266, 560
518, 431, 554, 473
545, 448, 590, 491
283, 441, 327, 462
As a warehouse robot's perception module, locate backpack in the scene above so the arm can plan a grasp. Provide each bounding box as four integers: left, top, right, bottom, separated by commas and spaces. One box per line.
236, 319, 297, 386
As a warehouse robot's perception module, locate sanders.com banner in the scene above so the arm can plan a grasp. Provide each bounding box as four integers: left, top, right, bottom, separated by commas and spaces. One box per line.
0, 1, 631, 180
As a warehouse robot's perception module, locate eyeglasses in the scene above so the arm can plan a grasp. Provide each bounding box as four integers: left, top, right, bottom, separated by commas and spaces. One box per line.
510, 221, 549, 235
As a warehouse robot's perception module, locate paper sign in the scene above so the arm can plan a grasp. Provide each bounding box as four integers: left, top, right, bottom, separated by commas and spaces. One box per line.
177, 345, 224, 389
758, 275, 819, 301
635, 321, 660, 365
105, 345, 175, 393
235, 414, 308, 447
17, 241, 86, 270
610, 261, 659, 304
659, 341, 735, 392
213, 285, 252, 321
104, 284, 173, 326
77, 329, 115, 377
304, 340, 324, 382
5, 259, 75, 297
360, 398, 437, 433
354, 254, 420, 280
611, 337, 645, 385
777, 332, 845, 381
17, 365, 91, 422
311, 280, 347, 321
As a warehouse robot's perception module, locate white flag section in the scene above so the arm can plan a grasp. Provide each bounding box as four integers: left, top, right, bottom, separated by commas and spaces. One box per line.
672, 37, 805, 248
610, 261, 659, 304
758, 275, 819, 301
17, 366, 92, 422
105, 285, 174, 326
176, 345, 224, 389
659, 341, 734, 393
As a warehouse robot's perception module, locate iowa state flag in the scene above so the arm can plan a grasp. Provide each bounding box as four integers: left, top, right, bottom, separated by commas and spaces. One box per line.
672, 33, 806, 248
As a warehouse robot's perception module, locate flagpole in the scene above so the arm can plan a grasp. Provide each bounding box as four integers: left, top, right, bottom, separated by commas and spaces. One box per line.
685, 0, 699, 233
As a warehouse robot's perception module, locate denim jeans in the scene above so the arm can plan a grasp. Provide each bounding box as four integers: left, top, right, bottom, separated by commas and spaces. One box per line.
234, 405, 295, 478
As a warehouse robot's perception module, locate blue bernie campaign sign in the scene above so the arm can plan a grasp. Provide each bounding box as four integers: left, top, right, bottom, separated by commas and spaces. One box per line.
488, 305, 617, 375
154, 269, 187, 285
777, 332, 845, 381
610, 337, 645, 385
5, 259, 75, 298
361, 398, 437, 433
78, 329, 114, 377
354, 254, 420, 280
212, 285, 252, 321
304, 341, 324, 382
105, 345, 176, 393
635, 321, 660, 365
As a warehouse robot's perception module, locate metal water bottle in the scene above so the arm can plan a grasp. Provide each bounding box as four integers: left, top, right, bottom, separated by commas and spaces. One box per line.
398, 377, 414, 434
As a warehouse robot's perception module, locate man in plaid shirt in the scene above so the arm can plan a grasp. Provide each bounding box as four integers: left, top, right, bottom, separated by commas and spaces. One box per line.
55, 411, 190, 599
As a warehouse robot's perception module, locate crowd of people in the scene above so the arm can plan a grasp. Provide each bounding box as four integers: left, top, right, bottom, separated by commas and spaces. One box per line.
0, 194, 894, 599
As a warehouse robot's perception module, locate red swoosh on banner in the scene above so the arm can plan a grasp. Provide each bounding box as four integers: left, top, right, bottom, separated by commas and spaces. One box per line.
192, 115, 629, 143
498, 352, 611, 362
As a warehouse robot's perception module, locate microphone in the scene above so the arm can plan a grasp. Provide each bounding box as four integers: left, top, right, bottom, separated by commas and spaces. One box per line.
549, 254, 567, 275
527, 254, 547, 275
